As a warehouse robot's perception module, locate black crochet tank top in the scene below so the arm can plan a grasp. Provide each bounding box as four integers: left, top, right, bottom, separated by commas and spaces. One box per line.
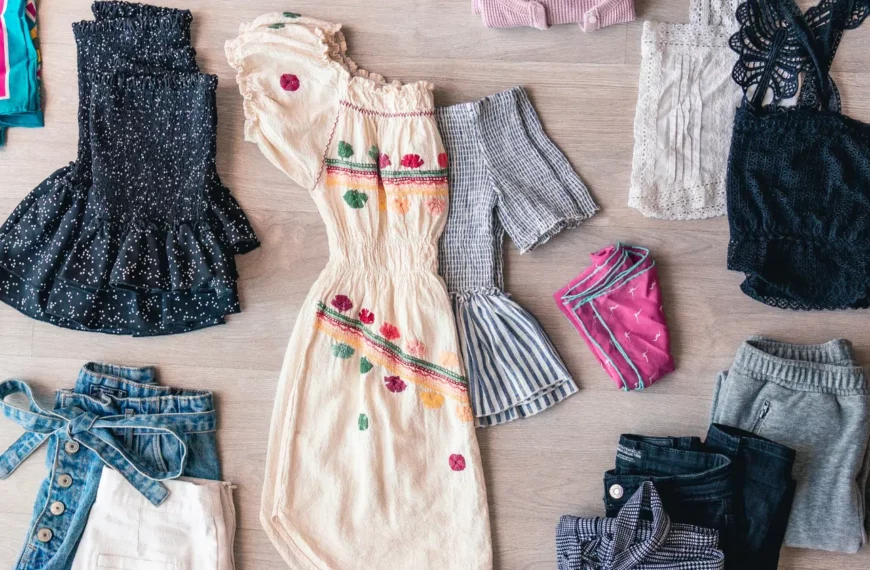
726, 0, 870, 309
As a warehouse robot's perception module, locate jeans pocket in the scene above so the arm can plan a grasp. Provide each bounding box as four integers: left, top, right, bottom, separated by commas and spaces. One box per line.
96, 554, 177, 570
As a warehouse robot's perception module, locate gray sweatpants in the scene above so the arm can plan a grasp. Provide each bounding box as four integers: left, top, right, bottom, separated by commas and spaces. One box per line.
711, 337, 870, 553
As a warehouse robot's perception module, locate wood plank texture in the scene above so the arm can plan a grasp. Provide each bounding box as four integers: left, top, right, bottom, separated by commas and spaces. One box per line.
2, 0, 870, 568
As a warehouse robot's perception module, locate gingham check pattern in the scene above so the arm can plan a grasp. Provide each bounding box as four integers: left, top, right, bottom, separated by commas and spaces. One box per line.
435, 87, 598, 426
556, 482, 725, 569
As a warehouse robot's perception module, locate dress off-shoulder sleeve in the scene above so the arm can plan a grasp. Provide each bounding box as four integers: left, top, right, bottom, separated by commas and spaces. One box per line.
226, 13, 343, 189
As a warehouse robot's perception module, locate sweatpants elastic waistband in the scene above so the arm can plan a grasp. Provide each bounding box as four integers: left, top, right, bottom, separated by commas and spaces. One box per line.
732, 337, 869, 395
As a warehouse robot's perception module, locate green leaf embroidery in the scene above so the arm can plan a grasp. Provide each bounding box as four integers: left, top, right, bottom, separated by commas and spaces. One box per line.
337, 141, 354, 159
283, 12, 301, 18
368, 145, 379, 162
332, 343, 355, 359
343, 190, 369, 209
268, 23, 285, 29
358, 413, 369, 431
360, 357, 373, 374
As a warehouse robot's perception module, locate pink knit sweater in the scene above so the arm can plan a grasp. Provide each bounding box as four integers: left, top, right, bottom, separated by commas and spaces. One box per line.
472, 0, 635, 31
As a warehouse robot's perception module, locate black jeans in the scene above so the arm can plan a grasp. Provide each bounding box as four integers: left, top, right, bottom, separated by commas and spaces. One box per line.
603, 424, 796, 570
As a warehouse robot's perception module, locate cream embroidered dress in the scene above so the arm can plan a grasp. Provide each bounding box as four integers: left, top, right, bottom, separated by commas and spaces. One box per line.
226, 13, 492, 570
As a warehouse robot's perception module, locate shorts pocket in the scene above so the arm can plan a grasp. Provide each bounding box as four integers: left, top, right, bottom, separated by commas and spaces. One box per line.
96, 554, 177, 570
749, 400, 771, 434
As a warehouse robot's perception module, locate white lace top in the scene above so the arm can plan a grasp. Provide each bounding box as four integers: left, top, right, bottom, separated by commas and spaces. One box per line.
628, 0, 742, 220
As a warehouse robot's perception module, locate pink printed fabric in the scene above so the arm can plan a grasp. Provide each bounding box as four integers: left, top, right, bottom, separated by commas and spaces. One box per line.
554, 244, 674, 391
472, 0, 635, 32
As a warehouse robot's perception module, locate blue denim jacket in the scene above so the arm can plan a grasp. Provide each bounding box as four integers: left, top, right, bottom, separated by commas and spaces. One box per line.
0, 363, 219, 570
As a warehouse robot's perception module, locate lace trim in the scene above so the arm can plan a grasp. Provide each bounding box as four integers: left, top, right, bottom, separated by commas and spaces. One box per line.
630, 21, 737, 220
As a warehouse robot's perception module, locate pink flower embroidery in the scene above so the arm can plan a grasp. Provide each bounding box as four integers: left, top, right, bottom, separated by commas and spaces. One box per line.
438, 153, 449, 169
280, 74, 300, 92
331, 294, 353, 312
380, 323, 401, 341
406, 339, 427, 358
426, 198, 447, 215
449, 454, 466, 471
384, 375, 407, 393
379, 153, 392, 169
359, 309, 375, 325
400, 154, 424, 168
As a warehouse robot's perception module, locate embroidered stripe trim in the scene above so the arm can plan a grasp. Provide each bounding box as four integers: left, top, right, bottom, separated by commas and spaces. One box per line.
315, 302, 468, 394
340, 100, 435, 118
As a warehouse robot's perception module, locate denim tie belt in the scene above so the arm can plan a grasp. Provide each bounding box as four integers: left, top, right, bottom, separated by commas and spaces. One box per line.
0, 379, 201, 505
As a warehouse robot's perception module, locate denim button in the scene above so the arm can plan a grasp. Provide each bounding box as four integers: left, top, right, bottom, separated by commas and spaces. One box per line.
49, 501, 65, 516
57, 474, 73, 488
64, 441, 80, 454
609, 484, 624, 499
36, 528, 53, 543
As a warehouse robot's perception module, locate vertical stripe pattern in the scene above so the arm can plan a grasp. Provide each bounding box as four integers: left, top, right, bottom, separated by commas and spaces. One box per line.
437, 86, 598, 427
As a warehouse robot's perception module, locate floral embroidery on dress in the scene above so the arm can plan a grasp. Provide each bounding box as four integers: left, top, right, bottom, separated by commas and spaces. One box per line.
367, 145, 379, 162
384, 375, 407, 393
331, 294, 354, 312
269, 23, 285, 29
406, 339, 427, 358
358, 413, 369, 431
455, 404, 474, 422
280, 73, 300, 91
426, 198, 447, 215
391, 196, 410, 214
343, 190, 369, 209
438, 152, 449, 169
332, 343, 355, 358
400, 154, 424, 168
337, 141, 354, 159
379, 153, 392, 169
420, 392, 445, 409
314, 302, 469, 400
282, 11, 301, 18
439, 352, 461, 369
359, 308, 375, 324
448, 454, 466, 471
380, 322, 401, 341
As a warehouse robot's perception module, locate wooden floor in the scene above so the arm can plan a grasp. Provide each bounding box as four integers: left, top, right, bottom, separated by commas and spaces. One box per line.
3, 0, 870, 568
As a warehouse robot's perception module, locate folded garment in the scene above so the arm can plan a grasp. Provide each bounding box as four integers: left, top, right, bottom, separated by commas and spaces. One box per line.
0, 0, 43, 145
557, 481, 725, 569
711, 337, 870, 553
554, 243, 674, 390
0, 362, 222, 570
603, 424, 796, 570
71, 467, 237, 570
472, 0, 635, 32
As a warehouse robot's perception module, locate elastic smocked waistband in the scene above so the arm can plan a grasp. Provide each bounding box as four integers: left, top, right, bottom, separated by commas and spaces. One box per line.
732, 336, 869, 395
57, 363, 216, 425
436, 86, 535, 124
92, 1, 192, 21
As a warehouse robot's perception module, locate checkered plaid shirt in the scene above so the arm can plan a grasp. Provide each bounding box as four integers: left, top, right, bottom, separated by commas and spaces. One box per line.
556, 482, 725, 569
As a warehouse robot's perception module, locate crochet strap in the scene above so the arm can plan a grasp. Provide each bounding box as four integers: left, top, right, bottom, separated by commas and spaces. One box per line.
731, 0, 870, 111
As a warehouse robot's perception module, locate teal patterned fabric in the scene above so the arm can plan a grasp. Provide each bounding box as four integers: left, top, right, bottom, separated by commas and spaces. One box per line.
0, 0, 43, 145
